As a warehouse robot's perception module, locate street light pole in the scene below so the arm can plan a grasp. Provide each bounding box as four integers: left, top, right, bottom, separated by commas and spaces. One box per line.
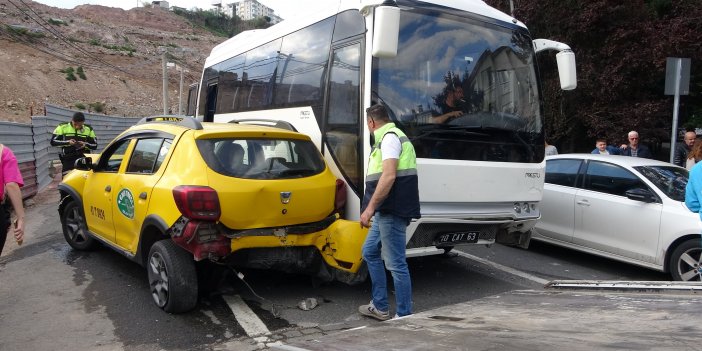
178, 66, 184, 115
161, 50, 168, 114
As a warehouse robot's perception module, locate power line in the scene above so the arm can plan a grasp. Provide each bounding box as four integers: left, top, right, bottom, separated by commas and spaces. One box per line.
0, 24, 100, 68
8, 0, 139, 77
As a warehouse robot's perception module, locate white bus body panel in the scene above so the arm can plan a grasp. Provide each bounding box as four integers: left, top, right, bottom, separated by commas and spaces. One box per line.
202, 0, 540, 256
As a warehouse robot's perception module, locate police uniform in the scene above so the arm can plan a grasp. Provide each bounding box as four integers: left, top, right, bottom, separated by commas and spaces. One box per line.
51, 122, 98, 173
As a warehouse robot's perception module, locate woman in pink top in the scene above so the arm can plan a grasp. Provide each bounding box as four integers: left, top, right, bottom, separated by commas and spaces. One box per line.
1, 144, 25, 255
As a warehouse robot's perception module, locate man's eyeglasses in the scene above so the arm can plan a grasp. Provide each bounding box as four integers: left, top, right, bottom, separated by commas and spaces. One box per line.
629, 137, 639, 140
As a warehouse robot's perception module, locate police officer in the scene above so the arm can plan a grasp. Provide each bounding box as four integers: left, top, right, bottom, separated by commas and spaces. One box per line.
51, 112, 98, 174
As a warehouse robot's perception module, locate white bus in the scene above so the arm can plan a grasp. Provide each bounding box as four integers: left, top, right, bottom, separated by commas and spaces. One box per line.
193, 0, 577, 257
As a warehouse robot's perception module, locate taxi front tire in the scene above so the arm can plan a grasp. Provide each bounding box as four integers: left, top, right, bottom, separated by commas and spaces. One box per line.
147, 240, 198, 313
61, 200, 97, 251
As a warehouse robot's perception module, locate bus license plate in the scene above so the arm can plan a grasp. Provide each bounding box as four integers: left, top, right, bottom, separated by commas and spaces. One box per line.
435, 231, 480, 245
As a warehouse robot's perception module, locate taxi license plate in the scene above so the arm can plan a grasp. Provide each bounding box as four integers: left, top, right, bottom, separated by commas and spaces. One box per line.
434, 231, 480, 245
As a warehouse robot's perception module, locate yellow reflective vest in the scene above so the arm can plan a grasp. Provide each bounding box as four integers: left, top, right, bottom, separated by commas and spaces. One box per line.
361, 122, 420, 219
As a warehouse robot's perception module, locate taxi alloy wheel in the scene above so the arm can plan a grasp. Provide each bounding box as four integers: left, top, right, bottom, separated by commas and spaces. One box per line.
147, 240, 198, 313
669, 238, 702, 281
61, 201, 96, 250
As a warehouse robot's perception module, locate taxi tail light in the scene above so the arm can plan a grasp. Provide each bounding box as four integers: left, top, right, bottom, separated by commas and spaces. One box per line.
173, 186, 221, 221
334, 179, 347, 217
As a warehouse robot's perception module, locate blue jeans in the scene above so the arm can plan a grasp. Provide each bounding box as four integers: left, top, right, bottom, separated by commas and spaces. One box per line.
361, 212, 412, 316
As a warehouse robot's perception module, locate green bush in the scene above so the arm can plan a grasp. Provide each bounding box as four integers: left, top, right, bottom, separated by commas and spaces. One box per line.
47, 18, 66, 26
60, 67, 77, 81
76, 66, 86, 80
6, 26, 46, 41
89, 102, 105, 113
75, 103, 86, 110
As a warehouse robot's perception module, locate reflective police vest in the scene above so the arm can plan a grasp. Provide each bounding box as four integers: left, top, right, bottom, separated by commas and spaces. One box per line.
361, 122, 421, 219
51, 122, 97, 157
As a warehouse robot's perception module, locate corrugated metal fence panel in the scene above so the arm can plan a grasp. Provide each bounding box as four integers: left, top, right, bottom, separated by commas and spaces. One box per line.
44, 104, 141, 151
32, 104, 141, 192
0, 122, 38, 199
31, 116, 56, 192
0, 121, 35, 163
1, 105, 143, 197
18, 161, 37, 199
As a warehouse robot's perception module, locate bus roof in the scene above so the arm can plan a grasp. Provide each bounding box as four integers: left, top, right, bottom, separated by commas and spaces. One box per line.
205, 0, 522, 68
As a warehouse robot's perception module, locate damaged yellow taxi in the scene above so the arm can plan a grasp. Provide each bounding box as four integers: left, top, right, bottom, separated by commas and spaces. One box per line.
58, 116, 366, 313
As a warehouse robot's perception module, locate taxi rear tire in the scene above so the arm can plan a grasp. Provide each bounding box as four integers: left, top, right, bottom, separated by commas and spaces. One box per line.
147, 240, 198, 313
61, 200, 97, 250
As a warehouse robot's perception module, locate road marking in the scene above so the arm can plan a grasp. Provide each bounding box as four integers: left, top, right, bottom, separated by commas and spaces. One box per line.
223, 295, 270, 337
454, 250, 550, 286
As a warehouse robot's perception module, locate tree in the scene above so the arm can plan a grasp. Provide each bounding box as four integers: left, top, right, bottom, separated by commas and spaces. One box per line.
485, 0, 702, 154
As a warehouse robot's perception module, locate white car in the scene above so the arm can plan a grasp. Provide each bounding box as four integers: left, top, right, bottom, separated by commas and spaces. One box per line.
534, 154, 702, 281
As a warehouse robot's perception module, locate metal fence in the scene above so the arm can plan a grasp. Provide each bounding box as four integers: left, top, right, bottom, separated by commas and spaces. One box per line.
1, 104, 141, 198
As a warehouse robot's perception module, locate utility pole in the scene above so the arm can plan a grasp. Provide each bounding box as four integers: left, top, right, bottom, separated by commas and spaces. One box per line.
178, 65, 184, 115
509, 0, 514, 16
159, 46, 193, 115
161, 50, 168, 114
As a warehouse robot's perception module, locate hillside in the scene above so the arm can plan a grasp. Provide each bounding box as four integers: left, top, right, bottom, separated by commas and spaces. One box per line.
0, 1, 224, 123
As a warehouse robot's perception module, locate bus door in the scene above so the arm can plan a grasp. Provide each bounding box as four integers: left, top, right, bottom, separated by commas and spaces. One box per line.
205, 80, 218, 121
323, 40, 364, 198
186, 83, 198, 116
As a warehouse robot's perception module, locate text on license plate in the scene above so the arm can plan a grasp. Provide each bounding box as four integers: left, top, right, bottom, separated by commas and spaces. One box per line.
435, 231, 480, 245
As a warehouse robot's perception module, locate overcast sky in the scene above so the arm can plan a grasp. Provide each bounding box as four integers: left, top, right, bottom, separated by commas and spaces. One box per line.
32, 0, 314, 19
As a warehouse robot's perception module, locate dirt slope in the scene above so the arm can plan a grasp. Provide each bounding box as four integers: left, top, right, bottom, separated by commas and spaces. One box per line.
0, 1, 223, 122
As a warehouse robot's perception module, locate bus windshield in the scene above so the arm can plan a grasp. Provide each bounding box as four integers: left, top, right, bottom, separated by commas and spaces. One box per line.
373, 8, 544, 163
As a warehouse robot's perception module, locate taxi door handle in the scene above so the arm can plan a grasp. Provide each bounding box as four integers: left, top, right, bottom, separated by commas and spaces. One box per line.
576, 199, 590, 206
105, 185, 111, 192
139, 192, 147, 200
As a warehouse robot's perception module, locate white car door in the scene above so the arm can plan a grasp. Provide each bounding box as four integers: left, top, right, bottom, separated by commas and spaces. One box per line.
537, 159, 583, 243
573, 160, 662, 264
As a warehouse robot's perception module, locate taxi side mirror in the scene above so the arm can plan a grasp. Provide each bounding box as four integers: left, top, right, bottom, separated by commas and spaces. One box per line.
74, 157, 94, 171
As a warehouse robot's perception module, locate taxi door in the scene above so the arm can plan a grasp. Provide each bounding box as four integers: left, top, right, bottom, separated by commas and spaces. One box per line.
82, 139, 134, 243
112, 138, 173, 254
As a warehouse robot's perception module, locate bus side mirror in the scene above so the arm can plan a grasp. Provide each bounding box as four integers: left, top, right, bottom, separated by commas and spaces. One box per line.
556, 51, 577, 90
533, 39, 578, 91
372, 3, 401, 58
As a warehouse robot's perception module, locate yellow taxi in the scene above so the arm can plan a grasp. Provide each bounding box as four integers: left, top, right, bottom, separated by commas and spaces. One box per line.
58, 116, 367, 313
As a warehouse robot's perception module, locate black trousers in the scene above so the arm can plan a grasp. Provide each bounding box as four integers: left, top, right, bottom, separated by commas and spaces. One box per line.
60, 153, 83, 174
0, 203, 10, 256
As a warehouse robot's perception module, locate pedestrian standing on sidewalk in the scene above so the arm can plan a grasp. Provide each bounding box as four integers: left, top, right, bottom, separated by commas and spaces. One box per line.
51, 112, 98, 175
0, 144, 25, 256
620, 131, 652, 158
359, 104, 421, 320
674, 131, 697, 167
686, 139, 702, 170
685, 159, 702, 219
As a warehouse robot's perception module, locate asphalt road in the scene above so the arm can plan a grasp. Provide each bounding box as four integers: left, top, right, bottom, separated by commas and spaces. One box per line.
0, 198, 672, 351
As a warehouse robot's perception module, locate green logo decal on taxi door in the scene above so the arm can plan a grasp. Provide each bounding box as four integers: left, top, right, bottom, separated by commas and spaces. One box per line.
117, 189, 135, 219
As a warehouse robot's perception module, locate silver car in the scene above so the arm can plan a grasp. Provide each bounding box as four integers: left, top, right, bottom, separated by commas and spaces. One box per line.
534, 154, 702, 281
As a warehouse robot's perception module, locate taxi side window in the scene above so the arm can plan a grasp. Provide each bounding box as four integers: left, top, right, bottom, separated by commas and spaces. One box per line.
127, 138, 171, 174
96, 139, 131, 172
